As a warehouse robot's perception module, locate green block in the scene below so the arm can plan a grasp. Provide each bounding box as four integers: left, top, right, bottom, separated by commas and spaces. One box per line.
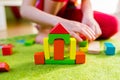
45, 57, 75, 64
79, 40, 88, 47
48, 34, 70, 44
24, 39, 35, 46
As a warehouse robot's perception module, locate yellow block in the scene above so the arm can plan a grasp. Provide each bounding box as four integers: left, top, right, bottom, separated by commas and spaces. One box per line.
70, 38, 76, 60
79, 45, 88, 52
43, 38, 50, 60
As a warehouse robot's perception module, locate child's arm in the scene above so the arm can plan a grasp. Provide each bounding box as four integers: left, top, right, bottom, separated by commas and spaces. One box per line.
20, 0, 96, 41
81, 0, 102, 39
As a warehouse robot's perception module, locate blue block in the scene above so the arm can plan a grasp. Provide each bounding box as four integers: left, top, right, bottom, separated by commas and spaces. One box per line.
0, 46, 2, 49
104, 42, 115, 55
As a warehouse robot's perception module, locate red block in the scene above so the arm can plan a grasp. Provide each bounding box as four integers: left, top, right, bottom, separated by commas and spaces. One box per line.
0, 62, 10, 72
2, 45, 12, 56
50, 23, 69, 34
34, 52, 45, 65
76, 51, 86, 64
54, 39, 64, 60
79, 34, 86, 40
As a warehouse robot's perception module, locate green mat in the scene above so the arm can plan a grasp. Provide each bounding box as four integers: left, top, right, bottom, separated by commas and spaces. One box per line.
0, 34, 120, 80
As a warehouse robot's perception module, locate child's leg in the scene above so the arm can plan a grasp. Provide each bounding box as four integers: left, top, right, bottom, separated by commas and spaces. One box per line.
58, 8, 119, 39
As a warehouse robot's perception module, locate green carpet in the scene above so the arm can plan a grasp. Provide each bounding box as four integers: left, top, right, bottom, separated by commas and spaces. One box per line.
0, 34, 120, 80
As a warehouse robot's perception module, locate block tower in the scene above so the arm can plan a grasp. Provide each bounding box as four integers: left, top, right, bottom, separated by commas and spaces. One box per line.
34, 23, 86, 64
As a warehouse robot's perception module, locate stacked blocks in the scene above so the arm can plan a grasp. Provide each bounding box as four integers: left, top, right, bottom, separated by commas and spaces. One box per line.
43, 38, 50, 60
54, 39, 64, 60
76, 51, 86, 64
2, 45, 12, 56
104, 42, 115, 55
34, 52, 45, 64
0, 62, 10, 72
79, 40, 88, 52
70, 38, 76, 60
34, 23, 86, 64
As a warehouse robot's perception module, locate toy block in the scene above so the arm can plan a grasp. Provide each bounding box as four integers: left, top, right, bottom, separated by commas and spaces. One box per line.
70, 38, 76, 60
0, 46, 2, 49
2, 45, 12, 56
79, 45, 88, 52
50, 23, 69, 34
88, 41, 100, 54
43, 38, 50, 60
48, 34, 70, 44
24, 39, 35, 46
54, 39, 64, 60
76, 51, 86, 64
79, 34, 86, 40
0, 62, 10, 72
34, 52, 45, 64
104, 42, 115, 55
16, 39, 25, 44
45, 57, 75, 64
79, 40, 88, 47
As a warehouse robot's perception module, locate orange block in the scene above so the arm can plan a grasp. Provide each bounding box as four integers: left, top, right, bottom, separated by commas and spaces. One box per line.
34, 52, 45, 64
54, 39, 64, 60
76, 51, 86, 64
0, 62, 10, 72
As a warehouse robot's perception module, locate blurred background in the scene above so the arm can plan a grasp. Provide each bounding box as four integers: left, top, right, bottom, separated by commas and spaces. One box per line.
0, 0, 120, 39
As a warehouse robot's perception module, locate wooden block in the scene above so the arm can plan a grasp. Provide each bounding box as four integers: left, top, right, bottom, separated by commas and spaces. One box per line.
0, 62, 10, 72
54, 39, 64, 60
104, 42, 115, 55
79, 45, 88, 52
2, 45, 12, 56
70, 38, 76, 60
24, 39, 35, 46
79, 40, 88, 47
45, 57, 75, 64
88, 41, 100, 54
79, 34, 86, 40
34, 52, 45, 64
76, 51, 86, 64
43, 38, 50, 60
48, 34, 70, 44
50, 23, 69, 34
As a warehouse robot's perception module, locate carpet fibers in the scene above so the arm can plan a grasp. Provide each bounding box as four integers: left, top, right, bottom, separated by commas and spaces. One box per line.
0, 35, 120, 80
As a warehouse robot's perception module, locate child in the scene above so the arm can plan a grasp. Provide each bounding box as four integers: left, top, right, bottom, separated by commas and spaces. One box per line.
20, 0, 119, 44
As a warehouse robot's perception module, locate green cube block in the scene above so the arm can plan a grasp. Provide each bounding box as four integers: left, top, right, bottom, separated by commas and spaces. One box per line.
48, 34, 70, 44
79, 40, 88, 47
45, 57, 75, 64
24, 39, 35, 46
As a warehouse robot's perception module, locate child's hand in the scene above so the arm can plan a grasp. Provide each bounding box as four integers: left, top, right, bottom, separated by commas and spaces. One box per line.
82, 17, 102, 39
61, 19, 96, 42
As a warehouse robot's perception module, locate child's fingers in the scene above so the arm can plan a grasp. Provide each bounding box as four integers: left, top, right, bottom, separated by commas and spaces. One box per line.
70, 32, 83, 42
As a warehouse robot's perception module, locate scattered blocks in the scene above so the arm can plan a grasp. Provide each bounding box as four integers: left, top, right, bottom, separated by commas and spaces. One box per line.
104, 42, 115, 55
54, 39, 64, 60
76, 51, 86, 64
43, 38, 50, 60
16, 39, 25, 44
70, 38, 76, 60
0, 62, 10, 72
34, 52, 45, 64
88, 41, 100, 54
24, 39, 35, 46
2, 45, 12, 56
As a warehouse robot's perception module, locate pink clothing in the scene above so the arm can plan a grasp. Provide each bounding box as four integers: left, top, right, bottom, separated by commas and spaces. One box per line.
36, 0, 119, 39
